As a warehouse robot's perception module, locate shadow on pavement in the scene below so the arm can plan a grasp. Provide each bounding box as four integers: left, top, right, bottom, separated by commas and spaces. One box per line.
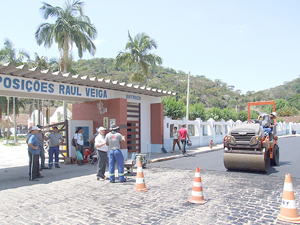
0, 163, 97, 191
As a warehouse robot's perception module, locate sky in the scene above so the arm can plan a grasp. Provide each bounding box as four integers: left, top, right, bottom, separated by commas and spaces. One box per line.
0, 0, 299, 94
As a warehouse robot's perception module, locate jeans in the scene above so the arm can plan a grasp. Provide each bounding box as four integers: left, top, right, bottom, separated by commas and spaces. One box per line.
39, 145, 45, 168
181, 139, 187, 154
97, 150, 107, 179
262, 126, 271, 137
77, 145, 84, 165
49, 146, 59, 168
109, 149, 125, 182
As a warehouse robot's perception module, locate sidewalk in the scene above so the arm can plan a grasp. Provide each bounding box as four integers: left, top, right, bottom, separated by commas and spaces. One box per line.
148, 144, 224, 163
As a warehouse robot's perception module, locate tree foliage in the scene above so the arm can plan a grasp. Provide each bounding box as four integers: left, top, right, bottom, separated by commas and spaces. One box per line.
267, 99, 289, 114
237, 111, 248, 121
288, 93, 300, 110
277, 107, 299, 117
161, 96, 185, 119
35, 0, 97, 73
0, 39, 30, 66
115, 31, 162, 82
189, 103, 206, 121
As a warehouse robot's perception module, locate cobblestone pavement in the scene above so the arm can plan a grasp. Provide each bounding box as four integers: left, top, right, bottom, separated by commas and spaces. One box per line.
1, 141, 300, 225
1, 162, 300, 225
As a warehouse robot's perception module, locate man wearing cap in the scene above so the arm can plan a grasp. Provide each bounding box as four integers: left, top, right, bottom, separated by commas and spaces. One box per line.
46, 126, 64, 168
258, 112, 277, 137
27, 126, 44, 181
36, 125, 49, 170
95, 127, 108, 181
105, 125, 126, 183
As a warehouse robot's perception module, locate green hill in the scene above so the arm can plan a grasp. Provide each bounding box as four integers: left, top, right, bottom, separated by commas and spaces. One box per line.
71, 58, 300, 112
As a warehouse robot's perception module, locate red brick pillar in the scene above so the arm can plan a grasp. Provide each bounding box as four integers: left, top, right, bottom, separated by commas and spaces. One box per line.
72, 98, 127, 149
151, 103, 164, 144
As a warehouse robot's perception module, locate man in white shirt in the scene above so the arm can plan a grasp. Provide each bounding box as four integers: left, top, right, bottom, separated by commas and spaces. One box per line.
95, 127, 108, 181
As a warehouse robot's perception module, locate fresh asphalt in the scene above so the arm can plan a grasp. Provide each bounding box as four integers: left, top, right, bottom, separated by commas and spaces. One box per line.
149, 136, 300, 178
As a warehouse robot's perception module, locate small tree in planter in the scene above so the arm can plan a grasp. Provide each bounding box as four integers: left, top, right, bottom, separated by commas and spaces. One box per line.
0, 118, 14, 140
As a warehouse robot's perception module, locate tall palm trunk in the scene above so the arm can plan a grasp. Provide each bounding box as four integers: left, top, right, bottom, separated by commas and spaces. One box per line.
0, 108, 2, 137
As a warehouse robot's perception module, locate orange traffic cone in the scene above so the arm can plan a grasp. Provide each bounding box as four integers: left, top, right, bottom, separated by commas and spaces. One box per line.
188, 167, 207, 204
134, 160, 148, 192
277, 174, 300, 223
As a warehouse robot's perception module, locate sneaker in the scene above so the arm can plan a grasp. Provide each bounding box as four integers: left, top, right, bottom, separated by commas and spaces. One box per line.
109, 181, 115, 183
99, 178, 105, 181
119, 179, 127, 183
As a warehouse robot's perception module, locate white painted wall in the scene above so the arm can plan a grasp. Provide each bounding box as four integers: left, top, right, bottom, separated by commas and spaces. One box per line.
157, 117, 300, 153
28, 106, 72, 127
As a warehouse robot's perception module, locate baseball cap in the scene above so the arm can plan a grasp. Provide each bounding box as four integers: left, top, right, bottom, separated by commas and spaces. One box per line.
52, 126, 58, 129
31, 126, 41, 131
98, 127, 106, 132
37, 125, 43, 128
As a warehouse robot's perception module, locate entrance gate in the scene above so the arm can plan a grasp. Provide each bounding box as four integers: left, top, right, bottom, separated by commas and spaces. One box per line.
127, 102, 140, 153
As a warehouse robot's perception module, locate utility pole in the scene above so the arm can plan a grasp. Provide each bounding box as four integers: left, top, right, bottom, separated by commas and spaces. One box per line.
6, 97, 9, 143
13, 97, 17, 142
186, 72, 190, 120
63, 101, 67, 122
42, 100, 44, 126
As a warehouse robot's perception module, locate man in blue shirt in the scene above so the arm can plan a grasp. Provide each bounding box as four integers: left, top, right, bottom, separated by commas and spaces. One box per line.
27, 126, 44, 181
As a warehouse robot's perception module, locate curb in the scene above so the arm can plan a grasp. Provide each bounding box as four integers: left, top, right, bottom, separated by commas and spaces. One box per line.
149, 145, 224, 163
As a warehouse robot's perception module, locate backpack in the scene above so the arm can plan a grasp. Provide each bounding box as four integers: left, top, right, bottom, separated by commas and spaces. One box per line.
71, 137, 76, 146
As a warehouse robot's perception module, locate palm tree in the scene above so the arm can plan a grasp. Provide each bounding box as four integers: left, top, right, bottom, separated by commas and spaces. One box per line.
27, 52, 50, 70
116, 31, 162, 82
35, 0, 97, 73
33, 52, 49, 70
0, 38, 30, 66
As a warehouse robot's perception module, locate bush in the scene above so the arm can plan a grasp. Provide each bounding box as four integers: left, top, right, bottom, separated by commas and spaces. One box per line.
267, 99, 289, 114
277, 107, 299, 117
237, 111, 248, 121
189, 103, 206, 120
221, 108, 237, 121
162, 96, 185, 119
206, 107, 222, 121
250, 110, 260, 119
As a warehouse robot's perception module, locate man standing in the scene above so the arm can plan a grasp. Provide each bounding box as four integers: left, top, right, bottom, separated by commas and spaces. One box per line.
95, 127, 108, 181
36, 125, 49, 170
46, 126, 64, 169
178, 124, 190, 155
105, 125, 126, 183
27, 126, 43, 181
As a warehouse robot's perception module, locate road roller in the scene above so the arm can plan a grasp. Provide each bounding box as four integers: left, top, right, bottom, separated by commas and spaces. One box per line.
223, 101, 280, 173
